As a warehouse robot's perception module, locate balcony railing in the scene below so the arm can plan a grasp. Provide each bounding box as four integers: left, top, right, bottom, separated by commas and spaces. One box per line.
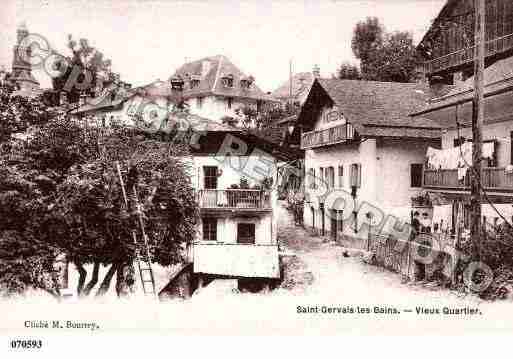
193, 243, 280, 278
423, 167, 513, 191
301, 123, 354, 150
424, 33, 513, 75
196, 189, 271, 209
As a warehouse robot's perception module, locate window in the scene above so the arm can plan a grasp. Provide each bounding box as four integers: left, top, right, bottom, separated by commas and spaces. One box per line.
222, 74, 234, 88
203, 166, 218, 189
237, 223, 255, 244
307, 168, 316, 189
227, 97, 233, 110
202, 218, 217, 241
338, 165, 344, 188
196, 97, 203, 109
190, 79, 200, 89
326, 167, 335, 189
350, 163, 361, 188
411, 164, 423, 188
256, 100, 262, 113
319, 167, 324, 188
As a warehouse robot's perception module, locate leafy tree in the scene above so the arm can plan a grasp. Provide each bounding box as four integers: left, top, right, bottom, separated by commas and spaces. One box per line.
0, 82, 53, 142
363, 31, 420, 83
1, 76, 198, 298
52, 35, 114, 104
351, 17, 384, 68
0, 83, 61, 297
350, 17, 419, 83
337, 62, 361, 80
52, 126, 198, 297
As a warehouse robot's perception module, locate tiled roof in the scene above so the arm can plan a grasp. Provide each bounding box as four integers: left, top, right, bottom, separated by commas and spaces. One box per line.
171, 55, 274, 102
71, 81, 183, 115
317, 79, 436, 128
414, 56, 513, 115
272, 72, 315, 104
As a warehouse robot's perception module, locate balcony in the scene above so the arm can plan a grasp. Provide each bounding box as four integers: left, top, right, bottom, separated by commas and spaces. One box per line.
196, 189, 272, 212
423, 167, 513, 193
424, 33, 513, 75
193, 243, 280, 278
300, 123, 354, 150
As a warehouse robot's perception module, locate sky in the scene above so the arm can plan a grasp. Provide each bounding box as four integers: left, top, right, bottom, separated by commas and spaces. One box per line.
0, 0, 445, 92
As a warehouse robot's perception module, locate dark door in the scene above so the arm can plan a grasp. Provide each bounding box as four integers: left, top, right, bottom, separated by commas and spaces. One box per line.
237, 223, 255, 244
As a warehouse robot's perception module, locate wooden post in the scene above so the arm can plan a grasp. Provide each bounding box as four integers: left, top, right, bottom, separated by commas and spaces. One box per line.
470, 0, 485, 262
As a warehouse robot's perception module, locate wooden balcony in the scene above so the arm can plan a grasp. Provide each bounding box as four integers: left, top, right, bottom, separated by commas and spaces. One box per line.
424, 32, 513, 75
196, 189, 272, 212
192, 243, 280, 278
423, 167, 513, 193
300, 123, 354, 150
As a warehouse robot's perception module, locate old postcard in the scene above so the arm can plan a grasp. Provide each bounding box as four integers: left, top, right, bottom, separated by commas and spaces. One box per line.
2, 0, 513, 351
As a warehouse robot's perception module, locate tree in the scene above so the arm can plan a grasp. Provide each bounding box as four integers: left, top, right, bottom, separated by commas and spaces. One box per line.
52, 126, 198, 297
52, 35, 114, 104
363, 31, 420, 83
350, 17, 419, 83
0, 81, 198, 298
0, 81, 53, 142
337, 62, 361, 80
0, 82, 61, 298
351, 17, 384, 67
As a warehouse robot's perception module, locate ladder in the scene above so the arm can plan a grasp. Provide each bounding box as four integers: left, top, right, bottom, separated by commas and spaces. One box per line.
115, 161, 158, 299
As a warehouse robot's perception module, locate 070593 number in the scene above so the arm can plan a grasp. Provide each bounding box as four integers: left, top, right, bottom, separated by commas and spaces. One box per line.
10, 339, 43, 349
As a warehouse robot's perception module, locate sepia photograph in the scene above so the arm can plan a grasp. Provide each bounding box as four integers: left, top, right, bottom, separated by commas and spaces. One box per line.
1, 0, 513, 351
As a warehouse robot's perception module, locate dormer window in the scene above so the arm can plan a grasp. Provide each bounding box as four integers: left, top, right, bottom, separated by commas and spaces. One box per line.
190, 75, 201, 89
221, 74, 234, 88
170, 75, 185, 91
240, 75, 254, 89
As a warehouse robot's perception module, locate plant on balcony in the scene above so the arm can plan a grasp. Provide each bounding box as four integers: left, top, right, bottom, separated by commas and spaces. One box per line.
411, 193, 431, 207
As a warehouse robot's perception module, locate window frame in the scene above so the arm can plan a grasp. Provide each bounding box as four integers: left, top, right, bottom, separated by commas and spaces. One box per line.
350, 163, 361, 188
410, 163, 424, 188
338, 165, 344, 188
203, 166, 218, 189
237, 222, 256, 244
202, 218, 218, 241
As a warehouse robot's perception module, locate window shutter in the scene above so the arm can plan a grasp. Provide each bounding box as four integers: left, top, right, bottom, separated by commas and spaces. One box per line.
350, 163, 361, 188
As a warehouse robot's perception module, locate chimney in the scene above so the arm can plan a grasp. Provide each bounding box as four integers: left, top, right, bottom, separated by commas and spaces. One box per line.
312, 64, 320, 78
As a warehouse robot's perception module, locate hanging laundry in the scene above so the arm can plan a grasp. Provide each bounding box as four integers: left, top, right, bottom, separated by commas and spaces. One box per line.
426, 141, 494, 170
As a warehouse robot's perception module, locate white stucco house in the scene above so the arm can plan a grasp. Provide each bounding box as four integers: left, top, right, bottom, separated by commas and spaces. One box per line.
170, 55, 276, 125
292, 78, 441, 242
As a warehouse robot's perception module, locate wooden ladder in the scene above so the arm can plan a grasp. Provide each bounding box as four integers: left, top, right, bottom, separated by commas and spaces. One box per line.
115, 161, 158, 299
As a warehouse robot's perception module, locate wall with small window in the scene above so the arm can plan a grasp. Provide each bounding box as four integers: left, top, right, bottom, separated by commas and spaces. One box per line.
196, 215, 273, 245
191, 154, 278, 191
186, 95, 265, 124
303, 137, 438, 239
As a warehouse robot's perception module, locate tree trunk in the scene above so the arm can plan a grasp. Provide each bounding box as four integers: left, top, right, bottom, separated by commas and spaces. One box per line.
75, 263, 87, 296
95, 263, 119, 297
82, 261, 100, 296
115, 262, 136, 298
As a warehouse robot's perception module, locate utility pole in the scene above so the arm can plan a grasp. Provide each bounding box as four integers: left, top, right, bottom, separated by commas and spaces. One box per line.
470, 0, 485, 262
289, 58, 293, 107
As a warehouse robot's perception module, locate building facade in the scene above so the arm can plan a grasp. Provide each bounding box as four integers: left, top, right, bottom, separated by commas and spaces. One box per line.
293, 79, 440, 242
171, 55, 275, 125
